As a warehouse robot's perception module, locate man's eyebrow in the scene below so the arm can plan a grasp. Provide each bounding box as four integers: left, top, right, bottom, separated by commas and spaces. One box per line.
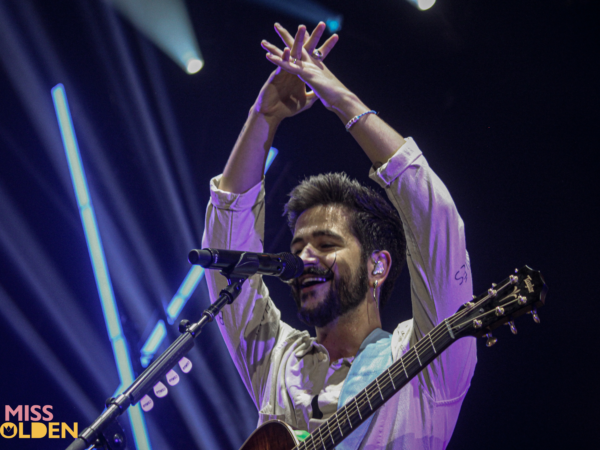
290, 230, 345, 248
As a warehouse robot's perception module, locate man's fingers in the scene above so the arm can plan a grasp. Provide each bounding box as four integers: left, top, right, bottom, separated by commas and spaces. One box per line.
290, 26, 306, 61
265, 52, 302, 74
272, 22, 337, 63
261, 40, 284, 58
275, 23, 311, 52
305, 22, 326, 54
319, 34, 339, 60
274, 23, 294, 48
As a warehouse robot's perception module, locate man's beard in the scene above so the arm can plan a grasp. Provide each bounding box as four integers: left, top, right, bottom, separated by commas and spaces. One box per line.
291, 256, 369, 328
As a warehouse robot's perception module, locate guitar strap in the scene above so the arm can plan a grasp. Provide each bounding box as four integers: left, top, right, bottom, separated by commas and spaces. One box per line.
336, 328, 393, 450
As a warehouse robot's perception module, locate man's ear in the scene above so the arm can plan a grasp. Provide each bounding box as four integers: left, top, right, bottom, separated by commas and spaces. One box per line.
368, 250, 391, 284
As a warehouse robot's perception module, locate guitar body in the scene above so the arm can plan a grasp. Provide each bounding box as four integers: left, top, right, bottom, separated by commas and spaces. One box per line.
239, 420, 300, 450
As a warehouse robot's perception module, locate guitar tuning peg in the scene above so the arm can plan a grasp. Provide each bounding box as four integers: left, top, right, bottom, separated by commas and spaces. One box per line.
528, 309, 541, 324
484, 332, 497, 347
514, 268, 518, 274
507, 321, 517, 335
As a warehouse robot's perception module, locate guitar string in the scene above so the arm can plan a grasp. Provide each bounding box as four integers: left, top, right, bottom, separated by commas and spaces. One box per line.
322, 282, 531, 449
296, 277, 523, 449
296, 309, 466, 450
357, 282, 523, 409
297, 294, 485, 450
331, 286, 527, 436
343, 279, 521, 414
296, 292, 488, 450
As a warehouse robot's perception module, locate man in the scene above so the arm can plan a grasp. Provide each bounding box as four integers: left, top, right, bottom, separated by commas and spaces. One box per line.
202, 22, 476, 449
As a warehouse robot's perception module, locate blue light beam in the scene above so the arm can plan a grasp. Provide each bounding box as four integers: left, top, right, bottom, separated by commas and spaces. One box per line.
166, 266, 204, 327
51, 83, 152, 450
140, 320, 167, 367
265, 147, 278, 172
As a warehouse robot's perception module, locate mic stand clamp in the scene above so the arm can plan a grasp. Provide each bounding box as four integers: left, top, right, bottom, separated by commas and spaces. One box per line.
66, 253, 256, 450
89, 415, 126, 450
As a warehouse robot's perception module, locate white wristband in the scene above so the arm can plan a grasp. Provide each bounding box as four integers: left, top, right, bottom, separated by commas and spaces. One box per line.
345, 110, 378, 132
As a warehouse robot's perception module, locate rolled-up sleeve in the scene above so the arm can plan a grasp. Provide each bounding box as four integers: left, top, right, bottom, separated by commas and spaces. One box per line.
370, 137, 477, 402
201, 175, 294, 409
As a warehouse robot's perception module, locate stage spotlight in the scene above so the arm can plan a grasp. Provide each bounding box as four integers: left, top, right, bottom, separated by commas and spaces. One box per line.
186, 58, 203, 74
108, 0, 203, 74
406, 0, 436, 10
326, 17, 342, 33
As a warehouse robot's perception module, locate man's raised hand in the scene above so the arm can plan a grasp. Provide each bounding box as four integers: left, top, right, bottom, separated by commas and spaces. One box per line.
263, 23, 349, 111
265, 22, 337, 65
252, 23, 337, 122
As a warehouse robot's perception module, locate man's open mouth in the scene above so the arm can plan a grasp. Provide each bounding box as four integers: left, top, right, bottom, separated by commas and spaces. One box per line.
299, 276, 330, 290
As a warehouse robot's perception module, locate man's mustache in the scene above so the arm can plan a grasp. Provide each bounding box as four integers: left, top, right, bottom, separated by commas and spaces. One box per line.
290, 253, 337, 290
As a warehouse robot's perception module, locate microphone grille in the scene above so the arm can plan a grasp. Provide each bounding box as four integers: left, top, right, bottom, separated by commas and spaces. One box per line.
277, 252, 304, 281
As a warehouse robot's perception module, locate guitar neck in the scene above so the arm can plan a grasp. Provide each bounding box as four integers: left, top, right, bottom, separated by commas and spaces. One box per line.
296, 321, 457, 450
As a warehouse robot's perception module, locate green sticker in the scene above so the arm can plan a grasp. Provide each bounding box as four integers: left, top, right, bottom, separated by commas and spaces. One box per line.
293, 430, 310, 442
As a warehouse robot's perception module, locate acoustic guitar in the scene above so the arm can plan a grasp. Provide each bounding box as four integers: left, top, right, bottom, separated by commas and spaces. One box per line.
239, 266, 547, 450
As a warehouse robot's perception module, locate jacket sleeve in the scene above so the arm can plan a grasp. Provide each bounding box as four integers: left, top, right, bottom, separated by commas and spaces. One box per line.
369, 137, 477, 401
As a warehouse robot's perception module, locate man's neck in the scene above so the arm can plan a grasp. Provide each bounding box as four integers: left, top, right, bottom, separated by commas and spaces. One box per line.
315, 298, 381, 362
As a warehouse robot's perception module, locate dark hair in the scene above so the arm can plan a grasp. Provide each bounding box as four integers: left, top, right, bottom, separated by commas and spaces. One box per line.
284, 172, 406, 308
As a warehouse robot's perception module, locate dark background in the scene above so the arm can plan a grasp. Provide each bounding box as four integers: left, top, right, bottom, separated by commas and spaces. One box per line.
0, 0, 597, 449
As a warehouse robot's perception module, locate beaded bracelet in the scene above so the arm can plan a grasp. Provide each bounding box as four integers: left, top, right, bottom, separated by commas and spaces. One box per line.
345, 110, 378, 132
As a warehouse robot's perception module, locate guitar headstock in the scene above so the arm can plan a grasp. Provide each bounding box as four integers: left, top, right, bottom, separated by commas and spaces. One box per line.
449, 266, 547, 345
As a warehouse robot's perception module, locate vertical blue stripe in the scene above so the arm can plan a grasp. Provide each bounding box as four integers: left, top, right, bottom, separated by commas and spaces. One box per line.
51, 84, 152, 450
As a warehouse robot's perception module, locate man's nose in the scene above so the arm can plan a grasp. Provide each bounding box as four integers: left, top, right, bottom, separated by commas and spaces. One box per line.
299, 245, 320, 265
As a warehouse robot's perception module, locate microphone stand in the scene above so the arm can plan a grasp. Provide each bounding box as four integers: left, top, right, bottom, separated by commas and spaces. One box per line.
66, 253, 260, 450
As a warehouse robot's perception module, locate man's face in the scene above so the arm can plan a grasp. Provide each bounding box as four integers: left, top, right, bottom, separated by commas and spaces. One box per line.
290, 205, 368, 327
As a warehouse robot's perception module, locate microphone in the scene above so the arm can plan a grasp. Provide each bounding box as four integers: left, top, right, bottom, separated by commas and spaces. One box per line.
188, 248, 304, 281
